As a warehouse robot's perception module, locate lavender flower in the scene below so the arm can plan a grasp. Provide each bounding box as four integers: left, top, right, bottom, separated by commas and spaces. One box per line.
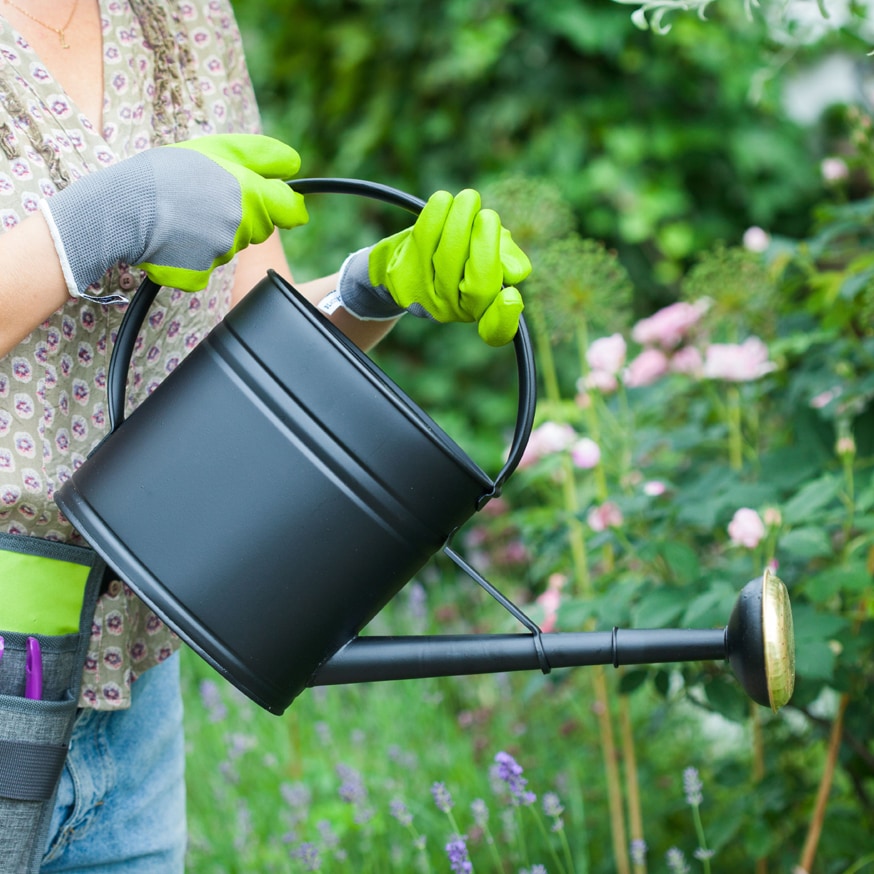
336, 764, 366, 805
405, 581, 428, 632
225, 732, 257, 761
198, 678, 226, 722
630, 838, 648, 865
280, 780, 312, 833
390, 798, 414, 827
683, 768, 713, 871
683, 767, 703, 806
336, 764, 374, 825
316, 820, 343, 857
233, 801, 252, 852
493, 751, 536, 806
471, 798, 489, 828
314, 721, 332, 746
445, 837, 473, 873
290, 841, 321, 871
432, 781, 454, 813
666, 847, 690, 874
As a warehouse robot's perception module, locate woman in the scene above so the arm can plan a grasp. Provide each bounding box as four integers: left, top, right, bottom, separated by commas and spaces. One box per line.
0, 1, 529, 870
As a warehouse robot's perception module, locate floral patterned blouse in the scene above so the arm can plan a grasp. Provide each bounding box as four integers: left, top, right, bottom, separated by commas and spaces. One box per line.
0, 0, 262, 708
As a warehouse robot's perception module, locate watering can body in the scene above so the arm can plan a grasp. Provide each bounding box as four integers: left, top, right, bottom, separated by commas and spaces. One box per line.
57, 268, 512, 713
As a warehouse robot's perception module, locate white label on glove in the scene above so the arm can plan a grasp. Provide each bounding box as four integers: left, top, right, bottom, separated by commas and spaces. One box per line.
318, 288, 344, 315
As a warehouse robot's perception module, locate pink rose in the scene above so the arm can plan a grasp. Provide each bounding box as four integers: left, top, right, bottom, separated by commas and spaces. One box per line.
587, 501, 624, 532
631, 300, 708, 349
743, 226, 770, 253
587, 333, 627, 375
518, 422, 576, 468
669, 345, 703, 376
821, 157, 849, 183
727, 508, 765, 549
625, 348, 669, 388
580, 369, 619, 394
536, 573, 567, 633
643, 480, 667, 496
810, 388, 840, 409
571, 437, 601, 469
702, 337, 775, 382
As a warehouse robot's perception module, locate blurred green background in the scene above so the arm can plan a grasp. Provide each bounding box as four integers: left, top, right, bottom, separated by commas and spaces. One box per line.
179, 3, 874, 872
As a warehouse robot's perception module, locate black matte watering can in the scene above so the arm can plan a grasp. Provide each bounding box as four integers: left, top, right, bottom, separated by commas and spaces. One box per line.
54, 180, 795, 716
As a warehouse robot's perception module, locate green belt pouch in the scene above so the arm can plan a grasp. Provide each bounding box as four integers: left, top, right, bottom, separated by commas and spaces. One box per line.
0, 532, 105, 874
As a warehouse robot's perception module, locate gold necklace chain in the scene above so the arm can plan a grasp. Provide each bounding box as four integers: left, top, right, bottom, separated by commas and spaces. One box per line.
3, 0, 80, 49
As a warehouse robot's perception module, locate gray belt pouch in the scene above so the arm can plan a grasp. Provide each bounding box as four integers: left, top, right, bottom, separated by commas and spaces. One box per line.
0, 533, 105, 874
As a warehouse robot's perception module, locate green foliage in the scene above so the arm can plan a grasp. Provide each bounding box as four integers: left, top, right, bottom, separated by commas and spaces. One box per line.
234, 0, 825, 300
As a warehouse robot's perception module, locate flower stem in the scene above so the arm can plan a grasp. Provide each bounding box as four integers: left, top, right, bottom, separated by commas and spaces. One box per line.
480, 824, 505, 874
690, 804, 711, 874
593, 666, 631, 874
527, 807, 568, 874
619, 696, 647, 874
727, 385, 743, 471
798, 693, 850, 872
537, 310, 627, 874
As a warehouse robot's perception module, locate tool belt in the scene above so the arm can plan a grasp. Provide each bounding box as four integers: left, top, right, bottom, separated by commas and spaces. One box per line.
0, 532, 106, 874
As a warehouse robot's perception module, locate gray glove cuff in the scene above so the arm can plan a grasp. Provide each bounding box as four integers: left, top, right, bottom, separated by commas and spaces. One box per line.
40, 147, 242, 299
41, 160, 155, 299
336, 247, 405, 321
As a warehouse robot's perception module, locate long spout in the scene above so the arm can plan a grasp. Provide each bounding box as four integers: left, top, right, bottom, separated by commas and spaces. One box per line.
309, 628, 725, 686
309, 572, 795, 711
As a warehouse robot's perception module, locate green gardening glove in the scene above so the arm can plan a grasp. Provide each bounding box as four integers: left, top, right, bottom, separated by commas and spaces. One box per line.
336, 189, 532, 346
41, 134, 308, 298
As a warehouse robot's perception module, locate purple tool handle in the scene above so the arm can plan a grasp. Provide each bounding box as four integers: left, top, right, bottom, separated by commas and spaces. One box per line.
25, 637, 42, 700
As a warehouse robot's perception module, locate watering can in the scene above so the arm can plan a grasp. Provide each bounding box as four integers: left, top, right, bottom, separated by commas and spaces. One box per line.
54, 179, 795, 716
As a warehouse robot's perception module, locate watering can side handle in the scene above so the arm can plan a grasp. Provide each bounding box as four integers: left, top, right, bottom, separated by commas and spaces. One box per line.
106, 276, 162, 431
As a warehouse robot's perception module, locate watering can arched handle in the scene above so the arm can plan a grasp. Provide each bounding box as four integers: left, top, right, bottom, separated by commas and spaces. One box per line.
105, 178, 537, 498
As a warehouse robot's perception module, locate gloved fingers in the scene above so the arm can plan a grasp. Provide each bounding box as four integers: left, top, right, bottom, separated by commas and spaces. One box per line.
175, 134, 302, 179
458, 207, 503, 321
239, 175, 309, 245
408, 190, 454, 260
477, 286, 524, 347
396, 190, 453, 318
499, 227, 533, 286
432, 189, 481, 308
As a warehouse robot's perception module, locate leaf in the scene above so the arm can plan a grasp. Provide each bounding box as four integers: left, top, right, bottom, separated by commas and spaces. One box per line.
653, 668, 671, 697
801, 562, 872, 604
704, 675, 749, 722
619, 668, 649, 695
791, 602, 848, 641
682, 580, 738, 626
631, 587, 687, 628
657, 541, 701, 584
838, 267, 874, 301
782, 475, 842, 525
778, 526, 834, 560
794, 640, 836, 682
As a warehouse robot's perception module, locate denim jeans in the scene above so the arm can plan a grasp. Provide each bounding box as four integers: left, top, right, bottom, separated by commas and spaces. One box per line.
40, 654, 186, 873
